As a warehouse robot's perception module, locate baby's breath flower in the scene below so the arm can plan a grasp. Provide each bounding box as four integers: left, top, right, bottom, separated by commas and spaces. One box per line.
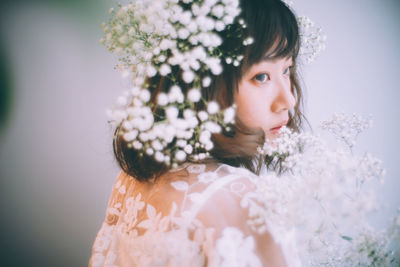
223, 107, 235, 123
159, 64, 171, 76
182, 70, 195, 83
184, 144, 193, 154
297, 16, 327, 64
202, 76, 211, 87
175, 150, 187, 161
155, 151, 165, 162
139, 89, 151, 102
207, 101, 219, 114
146, 66, 157, 77
198, 111, 209, 121
187, 88, 202, 103
157, 93, 169, 106
166, 106, 179, 121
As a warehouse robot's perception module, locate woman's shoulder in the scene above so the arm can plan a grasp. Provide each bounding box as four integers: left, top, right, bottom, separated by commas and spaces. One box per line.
164, 160, 259, 196
106, 161, 260, 224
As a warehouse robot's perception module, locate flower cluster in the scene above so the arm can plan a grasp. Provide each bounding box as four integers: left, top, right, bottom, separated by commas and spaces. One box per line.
254, 114, 398, 266
297, 15, 327, 64
109, 85, 236, 167
283, 0, 327, 64
100, 0, 245, 85
102, 0, 245, 167
320, 112, 373, 150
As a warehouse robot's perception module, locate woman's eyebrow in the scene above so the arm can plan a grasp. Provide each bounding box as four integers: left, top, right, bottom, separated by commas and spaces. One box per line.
262, 55, 293, 63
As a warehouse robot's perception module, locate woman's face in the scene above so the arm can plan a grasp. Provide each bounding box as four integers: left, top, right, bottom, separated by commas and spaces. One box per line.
234, 56, 296, 140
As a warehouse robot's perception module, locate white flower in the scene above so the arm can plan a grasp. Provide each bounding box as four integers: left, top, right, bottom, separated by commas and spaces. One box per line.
207, 101, 219, 114
164, 125, 176, 142
153, 47, 161, 55
189, 35, 199, 45
159, 39, 171, 51
192, 46, 207, 60
152, 139, 163, 151
215, 21, 225, 31
243, 36, 254, 46
205, 141, 214, 151
138, 114, 154, 131
179, 11, 192, 25
184, 144, 193, 154
168, 85, 184, 103
158, 55, 167, 62
155, 151, 165, 162
175, 150, 187, 161
212, 5, 224, 18
183, 109, 195, 119
207, 58, 222, 75
176, 139, 187, 147
157, 93, 169, 106
166, 106, 179, 121
202, 77, 211, 87
198, 111, 208, 121
139, 89, 151, 102
172, 118, 189, 130
178, 28, 190, 39
145, 147, 154, 155
189, 59, 201, 71
187, 88, 202, 102
182, 70, 195, 83
146, 65, 157, 77
204, 121, 221, 133
132, 140, 143, 150
223, 15, 234, 25
224, 107, 235, 123
187, 21, 198, 33
139, 132, 149, 142
187, 117, 198, 128
159, 64, 171, 76
199, 130, 211, 145
184, 130, 193, 139
123, 130, 138, 142
122, 121, 133, 131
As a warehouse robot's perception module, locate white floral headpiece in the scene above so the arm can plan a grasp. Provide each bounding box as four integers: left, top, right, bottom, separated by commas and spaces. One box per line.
101, 0, 326, 168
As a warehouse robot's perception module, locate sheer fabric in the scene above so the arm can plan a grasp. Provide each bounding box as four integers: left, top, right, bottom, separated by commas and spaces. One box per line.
90, 161, 301, 267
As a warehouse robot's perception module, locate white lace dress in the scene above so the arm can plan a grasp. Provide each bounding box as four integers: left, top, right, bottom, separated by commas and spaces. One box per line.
90, 161, 302, 267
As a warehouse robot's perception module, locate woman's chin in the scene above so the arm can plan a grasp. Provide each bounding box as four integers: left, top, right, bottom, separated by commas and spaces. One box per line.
264, 131, 280, 141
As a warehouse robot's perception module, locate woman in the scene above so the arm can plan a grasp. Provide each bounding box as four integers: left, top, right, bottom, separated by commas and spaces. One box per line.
91, 0, 304, 266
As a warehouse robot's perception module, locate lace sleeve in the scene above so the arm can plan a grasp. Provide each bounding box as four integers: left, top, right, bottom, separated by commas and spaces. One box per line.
184, 165, 301, 267
90, 171, 136, 267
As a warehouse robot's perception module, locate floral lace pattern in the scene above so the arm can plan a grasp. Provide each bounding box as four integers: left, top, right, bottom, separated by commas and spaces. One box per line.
90, 162, 301, 267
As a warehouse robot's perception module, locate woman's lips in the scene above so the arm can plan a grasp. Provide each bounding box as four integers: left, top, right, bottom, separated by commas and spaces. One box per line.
269, 120, 288, 134
270, 126, 283, 134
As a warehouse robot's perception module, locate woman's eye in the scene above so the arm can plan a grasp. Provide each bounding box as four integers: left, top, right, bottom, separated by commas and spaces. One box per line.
284, 66, 292, 75
253, 73, 269, 83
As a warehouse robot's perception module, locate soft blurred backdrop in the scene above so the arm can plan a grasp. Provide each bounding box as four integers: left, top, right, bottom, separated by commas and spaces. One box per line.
0, 0, 399, 266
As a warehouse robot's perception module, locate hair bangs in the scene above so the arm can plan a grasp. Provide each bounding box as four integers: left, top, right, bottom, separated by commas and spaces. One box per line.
241, 0, 300, 70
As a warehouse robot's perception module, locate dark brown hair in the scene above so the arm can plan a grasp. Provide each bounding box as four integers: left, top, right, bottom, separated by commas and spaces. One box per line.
113, 0, 306, 182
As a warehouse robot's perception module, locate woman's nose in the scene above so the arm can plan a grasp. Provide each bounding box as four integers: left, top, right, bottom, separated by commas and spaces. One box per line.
271, 79, 296, 113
